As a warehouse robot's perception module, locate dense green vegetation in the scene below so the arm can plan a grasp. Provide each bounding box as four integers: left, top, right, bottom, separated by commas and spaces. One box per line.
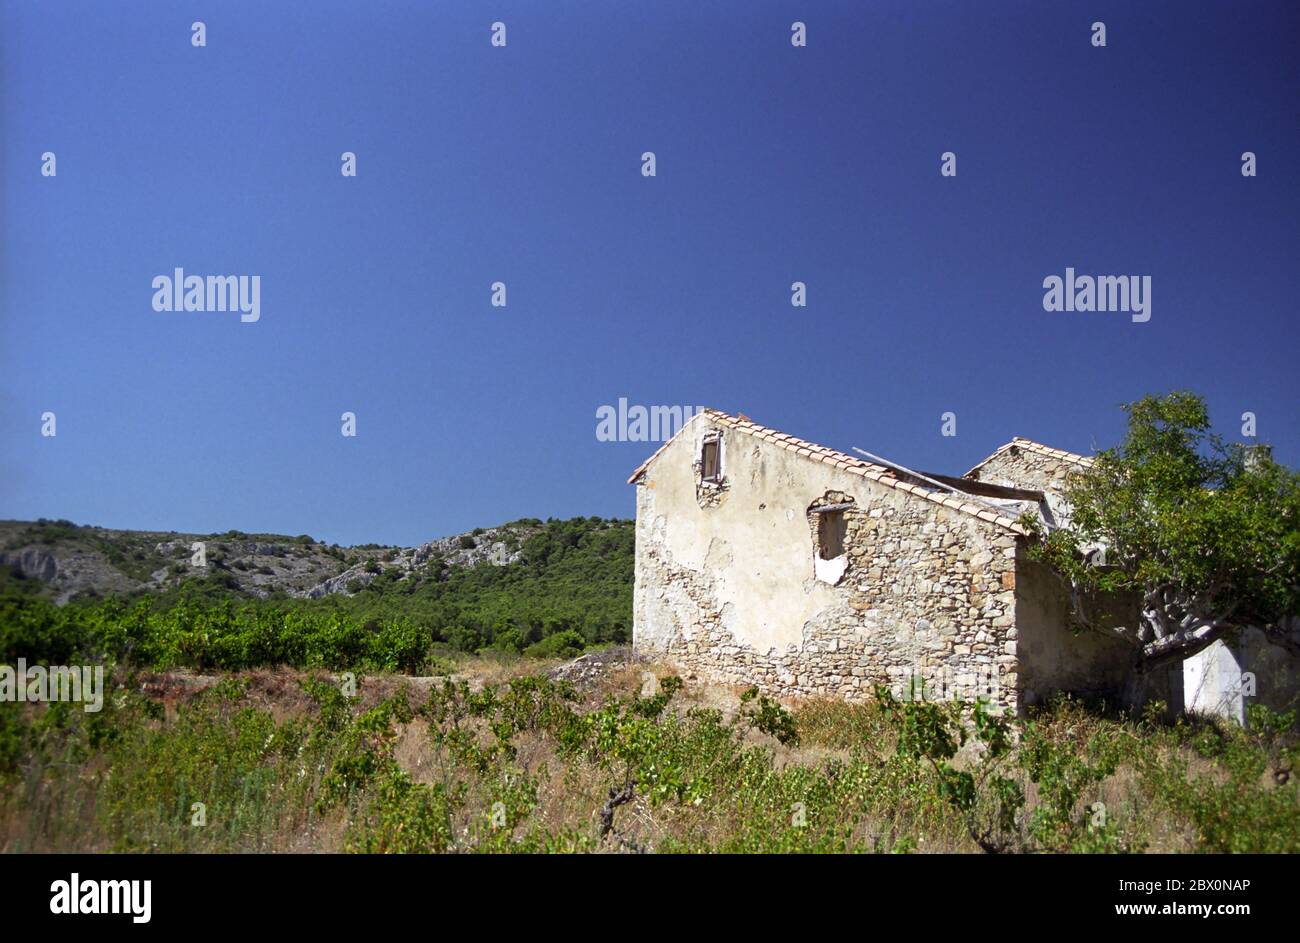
1, 517, 632, 673
323, 516, 632, 655
3, 670, 1295, 853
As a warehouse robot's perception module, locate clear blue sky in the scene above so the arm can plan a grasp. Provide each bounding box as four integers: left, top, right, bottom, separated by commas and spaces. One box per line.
2, 1, 1297, 546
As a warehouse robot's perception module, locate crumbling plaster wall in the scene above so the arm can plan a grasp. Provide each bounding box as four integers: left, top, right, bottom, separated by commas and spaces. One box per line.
1184, 629, 1300, 723
633, 414, 1022, 712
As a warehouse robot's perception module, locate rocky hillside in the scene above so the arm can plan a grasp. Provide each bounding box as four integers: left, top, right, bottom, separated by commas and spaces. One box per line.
0, 518, 548, 604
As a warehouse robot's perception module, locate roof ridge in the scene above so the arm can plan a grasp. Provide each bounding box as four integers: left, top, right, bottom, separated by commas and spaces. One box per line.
963, 436, 1094, 478
629, 408, 1028, 535
1008, 437, 1095, 467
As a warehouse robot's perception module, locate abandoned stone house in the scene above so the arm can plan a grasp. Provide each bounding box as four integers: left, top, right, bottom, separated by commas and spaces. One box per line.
628, 409, 1298, 720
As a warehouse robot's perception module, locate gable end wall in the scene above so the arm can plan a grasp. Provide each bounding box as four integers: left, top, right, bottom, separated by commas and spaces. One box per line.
633, 417, 1023, 713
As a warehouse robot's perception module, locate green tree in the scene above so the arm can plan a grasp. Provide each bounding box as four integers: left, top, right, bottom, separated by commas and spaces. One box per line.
1027, 392, 1300, 672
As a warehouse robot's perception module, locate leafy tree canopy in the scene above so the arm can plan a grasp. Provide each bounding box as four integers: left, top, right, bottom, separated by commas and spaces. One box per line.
1026, 391, 1300, 670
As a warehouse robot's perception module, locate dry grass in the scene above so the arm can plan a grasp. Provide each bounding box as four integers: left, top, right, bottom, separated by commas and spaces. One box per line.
3, 657, 1294, 853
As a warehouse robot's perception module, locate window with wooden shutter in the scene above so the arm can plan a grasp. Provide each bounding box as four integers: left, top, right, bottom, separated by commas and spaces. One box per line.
701, 439, 720, 481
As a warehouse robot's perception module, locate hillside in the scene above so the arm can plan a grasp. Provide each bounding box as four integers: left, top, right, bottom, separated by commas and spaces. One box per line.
0, 517, 608, 602
1, 516, 634, 665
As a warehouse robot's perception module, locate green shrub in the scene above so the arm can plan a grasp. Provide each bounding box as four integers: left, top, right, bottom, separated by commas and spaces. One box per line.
523, 629, 585, 659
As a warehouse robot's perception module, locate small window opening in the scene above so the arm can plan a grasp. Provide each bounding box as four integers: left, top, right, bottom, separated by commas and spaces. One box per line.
817, 510, 846, 559
701, 439, 721, 482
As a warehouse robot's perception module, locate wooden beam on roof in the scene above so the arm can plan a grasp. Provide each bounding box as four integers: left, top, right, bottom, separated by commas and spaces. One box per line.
915, 471, 1045, 502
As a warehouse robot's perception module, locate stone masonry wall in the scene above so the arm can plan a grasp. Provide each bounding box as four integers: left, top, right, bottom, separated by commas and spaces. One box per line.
969, 445, 1089, 494
967, 443, 1093, 529
634, 418, 1023, 713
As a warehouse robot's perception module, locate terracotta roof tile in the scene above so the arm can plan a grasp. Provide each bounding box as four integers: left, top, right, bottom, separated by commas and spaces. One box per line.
628, 408, 1028, 534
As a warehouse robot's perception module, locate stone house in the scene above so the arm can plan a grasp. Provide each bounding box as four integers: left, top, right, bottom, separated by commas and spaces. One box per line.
628, 409, 1295, 719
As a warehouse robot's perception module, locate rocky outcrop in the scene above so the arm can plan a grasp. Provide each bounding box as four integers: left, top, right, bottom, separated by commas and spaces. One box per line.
1, 519, 545, 603
303, 566, 376, 599
407, 527, 531, 569
1, 547, 58, 582
296, 525, 538, 598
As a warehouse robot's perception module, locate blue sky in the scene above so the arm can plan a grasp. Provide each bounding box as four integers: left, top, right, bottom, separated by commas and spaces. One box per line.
2, 1, 1297, 546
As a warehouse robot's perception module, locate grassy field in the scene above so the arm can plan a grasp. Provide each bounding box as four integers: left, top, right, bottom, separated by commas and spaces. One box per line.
2, 654, 1296, 853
